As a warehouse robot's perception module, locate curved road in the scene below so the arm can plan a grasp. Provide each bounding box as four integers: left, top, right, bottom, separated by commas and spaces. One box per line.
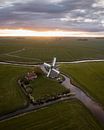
0, 59, 104, 66
0, 96, 74, 122
62, 75, 104, 124
0, 59, 104, 124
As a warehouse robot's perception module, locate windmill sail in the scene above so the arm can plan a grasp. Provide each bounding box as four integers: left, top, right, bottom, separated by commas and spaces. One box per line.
43, 57, 60, 78
52, 57, 56, 67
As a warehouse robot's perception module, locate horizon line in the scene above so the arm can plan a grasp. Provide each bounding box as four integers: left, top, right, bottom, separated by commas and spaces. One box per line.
0, 29, 104, 37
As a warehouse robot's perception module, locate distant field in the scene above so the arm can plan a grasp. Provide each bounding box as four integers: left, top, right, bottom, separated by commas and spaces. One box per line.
0, 100, 103, 130
61, 62, 104, 107
0, 37, 104, 63
0, 64, 66, 115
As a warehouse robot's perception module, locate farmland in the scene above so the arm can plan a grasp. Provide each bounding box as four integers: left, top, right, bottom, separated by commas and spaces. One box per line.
0, 100, 103, 130
61, 62, 104, 107
0, 37, 104, 63
0, 64, 66, 116
0, 37, 104, 129
0, 64, 30, 116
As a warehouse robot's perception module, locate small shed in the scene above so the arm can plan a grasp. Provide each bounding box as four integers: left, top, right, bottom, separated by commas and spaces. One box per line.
25, 71, 37, 81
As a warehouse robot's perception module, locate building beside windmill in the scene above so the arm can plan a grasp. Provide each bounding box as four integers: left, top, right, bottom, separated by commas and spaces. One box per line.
47, 69, 60, 78
25, 71, 37, 81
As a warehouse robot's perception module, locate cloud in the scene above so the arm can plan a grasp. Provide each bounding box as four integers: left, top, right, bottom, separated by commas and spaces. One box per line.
0, 0, 104, 32
92, 0, 104, 8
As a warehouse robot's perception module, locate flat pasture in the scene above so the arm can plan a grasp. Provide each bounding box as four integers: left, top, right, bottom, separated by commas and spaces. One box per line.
61, 62, 104, 107
0, 100, 103, 130
0, 37, 104, 63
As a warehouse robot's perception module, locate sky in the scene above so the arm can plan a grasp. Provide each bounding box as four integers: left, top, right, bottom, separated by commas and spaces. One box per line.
0, 0, 104, 36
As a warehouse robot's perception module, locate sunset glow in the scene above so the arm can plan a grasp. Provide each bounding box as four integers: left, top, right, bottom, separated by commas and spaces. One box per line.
0, 29, 104, 37
0, 0, 104, 36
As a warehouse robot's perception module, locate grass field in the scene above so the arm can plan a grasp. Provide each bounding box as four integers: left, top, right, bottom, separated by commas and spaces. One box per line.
0, 37, 104, 129
0, 37, 104, 63
31, 76, 66, 100
0, 64, 66, 115
61, 62, 104, 107
0, 64, 30, 116
0, 100, 103, 130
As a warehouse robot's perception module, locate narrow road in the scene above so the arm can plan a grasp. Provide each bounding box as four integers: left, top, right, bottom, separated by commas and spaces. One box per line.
0, 59, 104, 66
0, 61, 39, 67
58, 59, 104, 64
0, 96, 74, 122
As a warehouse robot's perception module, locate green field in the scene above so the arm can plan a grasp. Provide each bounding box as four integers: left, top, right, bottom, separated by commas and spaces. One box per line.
0, 64, 66, 115
0, 100, 103, 130
31, 76, 66, 100
0, 64, 30, 116
61, 62, 104, 107
0, 37, 104, 129
0, 37, 104, 63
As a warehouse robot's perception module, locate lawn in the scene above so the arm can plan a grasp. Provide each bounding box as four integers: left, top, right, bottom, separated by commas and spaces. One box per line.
0, 37, 104, 63
0, 100, 103, 130
60, 62, 104, 107
31, 76, 66, 100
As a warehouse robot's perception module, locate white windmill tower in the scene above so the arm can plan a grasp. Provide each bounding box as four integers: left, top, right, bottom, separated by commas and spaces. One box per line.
43, 57, 60, 78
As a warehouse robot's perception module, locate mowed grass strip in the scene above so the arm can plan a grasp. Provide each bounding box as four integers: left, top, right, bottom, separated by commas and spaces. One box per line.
61, 62, 104, 106
0, 100, 103, 130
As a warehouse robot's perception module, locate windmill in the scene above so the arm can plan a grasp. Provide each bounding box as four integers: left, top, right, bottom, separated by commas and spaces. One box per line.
43, 57, 60, 78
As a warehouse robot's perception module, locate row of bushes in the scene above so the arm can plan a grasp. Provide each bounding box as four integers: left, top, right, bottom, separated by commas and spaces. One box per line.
32, 90, 71, 105
19, 78, 35, 102
19, 78, 71, 105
